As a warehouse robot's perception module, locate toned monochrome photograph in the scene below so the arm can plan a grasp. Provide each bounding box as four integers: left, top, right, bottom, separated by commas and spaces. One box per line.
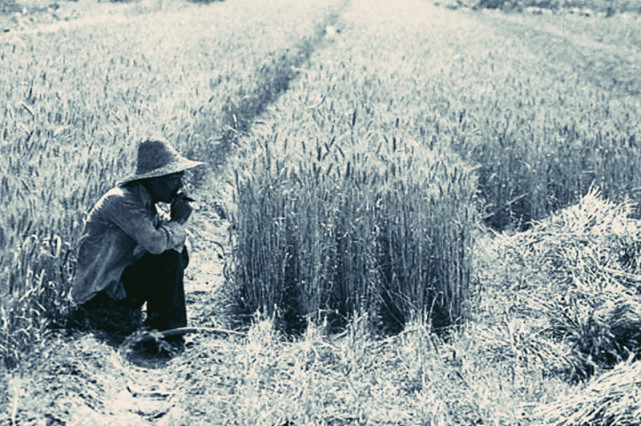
1, 0, 640, 423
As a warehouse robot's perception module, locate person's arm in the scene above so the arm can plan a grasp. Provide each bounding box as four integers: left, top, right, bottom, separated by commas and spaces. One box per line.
104, 190, 187, 255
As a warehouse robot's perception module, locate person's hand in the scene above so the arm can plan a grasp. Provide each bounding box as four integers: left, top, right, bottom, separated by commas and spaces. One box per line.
171, 193, 193, 224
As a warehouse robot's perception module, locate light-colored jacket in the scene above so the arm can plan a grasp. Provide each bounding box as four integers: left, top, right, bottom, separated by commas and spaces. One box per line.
72, 182, 186, 304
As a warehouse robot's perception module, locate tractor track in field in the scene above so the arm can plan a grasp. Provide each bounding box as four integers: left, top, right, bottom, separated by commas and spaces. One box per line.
197, 0, 350, 174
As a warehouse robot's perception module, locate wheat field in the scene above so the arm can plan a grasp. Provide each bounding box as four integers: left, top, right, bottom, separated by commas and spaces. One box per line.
2, 0, 641, 423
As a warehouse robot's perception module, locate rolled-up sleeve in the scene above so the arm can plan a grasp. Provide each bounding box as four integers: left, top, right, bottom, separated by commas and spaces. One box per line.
104, 190, 187, 255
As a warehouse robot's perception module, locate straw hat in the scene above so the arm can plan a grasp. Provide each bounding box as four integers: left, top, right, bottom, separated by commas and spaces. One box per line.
119, 138, 204, 185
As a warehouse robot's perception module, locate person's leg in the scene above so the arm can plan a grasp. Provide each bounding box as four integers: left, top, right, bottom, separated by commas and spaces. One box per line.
121, 247, 189, 331
75, 292, 142, 335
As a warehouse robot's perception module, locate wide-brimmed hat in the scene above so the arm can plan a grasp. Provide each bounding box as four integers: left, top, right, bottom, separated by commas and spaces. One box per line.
119, 138, 204, 185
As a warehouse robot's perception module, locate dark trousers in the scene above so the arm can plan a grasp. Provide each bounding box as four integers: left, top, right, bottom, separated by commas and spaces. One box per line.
121, 248, 189, 331
80, 248, 188, 333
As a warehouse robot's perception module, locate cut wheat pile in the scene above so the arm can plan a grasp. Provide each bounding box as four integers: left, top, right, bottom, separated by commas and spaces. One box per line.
478, 187, 641, 423
534, 359, 641, 425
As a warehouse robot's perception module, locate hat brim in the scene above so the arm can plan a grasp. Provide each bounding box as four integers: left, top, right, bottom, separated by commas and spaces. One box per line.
118, 158, 205, 185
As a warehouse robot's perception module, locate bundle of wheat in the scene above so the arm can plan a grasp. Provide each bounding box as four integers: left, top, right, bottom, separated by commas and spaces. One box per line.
534, 359, 641, 425
491, 187, 641, 379
567, 295, 641, 377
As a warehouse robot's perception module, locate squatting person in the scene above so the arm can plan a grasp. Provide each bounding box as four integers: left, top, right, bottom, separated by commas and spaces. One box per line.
71, 138, 204, 339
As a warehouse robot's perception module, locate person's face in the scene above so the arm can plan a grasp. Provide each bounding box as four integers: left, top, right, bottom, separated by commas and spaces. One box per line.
146, 172, 184, 203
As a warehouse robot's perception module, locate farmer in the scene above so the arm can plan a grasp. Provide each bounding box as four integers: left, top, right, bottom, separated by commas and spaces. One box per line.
71, 138, 204, 338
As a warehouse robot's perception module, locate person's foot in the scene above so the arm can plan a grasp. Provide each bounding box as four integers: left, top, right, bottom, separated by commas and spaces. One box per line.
136, 334, 184, 356
164, 335, 185, 353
